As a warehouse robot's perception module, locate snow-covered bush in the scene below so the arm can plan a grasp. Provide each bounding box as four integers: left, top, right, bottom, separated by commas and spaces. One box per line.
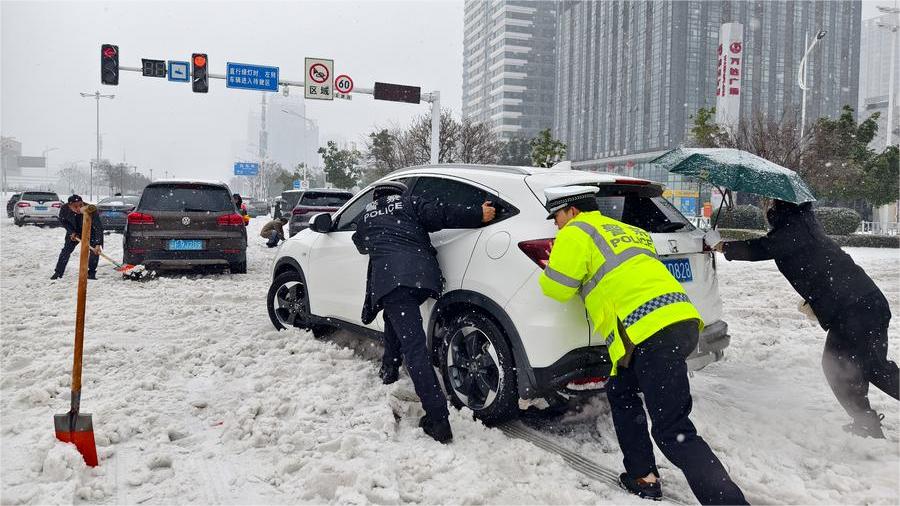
829, 234, 899, 248
718, 228, 767, 240
712, 205, 766, 230
814, 207, 862, 236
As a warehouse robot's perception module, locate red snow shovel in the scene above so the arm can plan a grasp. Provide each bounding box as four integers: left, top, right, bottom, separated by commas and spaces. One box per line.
54, 205, 99, 467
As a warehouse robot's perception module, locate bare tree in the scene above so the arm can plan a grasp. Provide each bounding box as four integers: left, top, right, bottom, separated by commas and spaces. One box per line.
456, 117, 500, 164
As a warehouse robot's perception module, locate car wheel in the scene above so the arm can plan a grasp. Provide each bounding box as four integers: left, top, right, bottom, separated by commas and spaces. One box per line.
437, 310, 518, 425
229, 261, 247, 274
14, 217, 24, 227
267, 270, 333, 337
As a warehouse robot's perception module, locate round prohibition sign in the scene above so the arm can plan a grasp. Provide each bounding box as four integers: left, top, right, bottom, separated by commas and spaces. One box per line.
309, 63, 329, 84
335, 74, 353, 94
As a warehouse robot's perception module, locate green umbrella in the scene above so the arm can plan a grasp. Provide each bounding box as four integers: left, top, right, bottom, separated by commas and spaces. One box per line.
650, 147, 817, 204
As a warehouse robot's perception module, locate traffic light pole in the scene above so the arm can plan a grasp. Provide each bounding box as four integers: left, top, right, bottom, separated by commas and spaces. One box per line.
117, 65, 442, 166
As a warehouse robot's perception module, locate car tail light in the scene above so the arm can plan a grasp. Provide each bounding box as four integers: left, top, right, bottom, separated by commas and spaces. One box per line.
518, 239, 554, 268
292, 207, 308, 216
217, 213, 245, 226
16, 202, 30, 207
127, 212, 155, 225
222, 249, 241, 254
51, 202, 61, 208
614, 178, 651, 185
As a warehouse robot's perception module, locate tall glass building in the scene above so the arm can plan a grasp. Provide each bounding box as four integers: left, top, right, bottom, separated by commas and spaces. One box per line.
462, 0, 559, 140
554, 0, 861, 215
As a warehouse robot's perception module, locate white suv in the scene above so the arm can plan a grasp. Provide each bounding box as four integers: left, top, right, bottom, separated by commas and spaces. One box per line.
267, 164, 730, 423
13, 191, 63, 227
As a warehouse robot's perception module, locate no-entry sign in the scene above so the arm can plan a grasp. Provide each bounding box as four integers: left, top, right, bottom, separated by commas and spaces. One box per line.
305, 57, 334, 101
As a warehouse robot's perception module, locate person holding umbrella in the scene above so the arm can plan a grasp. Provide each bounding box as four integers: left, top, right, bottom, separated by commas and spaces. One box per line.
715, 199, 897, 438
651, 147, 897, 439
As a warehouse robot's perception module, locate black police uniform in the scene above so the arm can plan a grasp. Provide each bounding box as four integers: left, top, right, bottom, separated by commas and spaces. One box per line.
352, 192, 482, 424
55, 203, 104, 278
724, 201, 897, 435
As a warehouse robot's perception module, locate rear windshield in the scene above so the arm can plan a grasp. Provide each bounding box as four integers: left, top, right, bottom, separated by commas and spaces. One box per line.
299, 192, 352, 207
595, 186, 694, 233
139, 185, 234, 212
21, 192, 59, 202
99, 196, 140, 206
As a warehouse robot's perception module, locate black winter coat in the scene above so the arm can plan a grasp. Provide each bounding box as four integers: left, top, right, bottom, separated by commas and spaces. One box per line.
723, 202, 884, 330
352, 194, 483, 324
58, 204, 104, 247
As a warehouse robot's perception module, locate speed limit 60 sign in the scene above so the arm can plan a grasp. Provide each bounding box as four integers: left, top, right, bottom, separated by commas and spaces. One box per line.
335, 75, 353, 94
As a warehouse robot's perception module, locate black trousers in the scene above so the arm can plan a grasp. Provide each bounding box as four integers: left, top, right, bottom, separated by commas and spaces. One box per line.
822, 294, 899, 420
54, 238, 99, 277
606, 320, 747, 506
381, 287, 449, 420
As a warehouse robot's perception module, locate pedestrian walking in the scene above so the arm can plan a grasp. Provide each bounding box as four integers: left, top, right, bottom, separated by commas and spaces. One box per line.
51, 195, 104, 281
352, 181, 495, 443
716, 199, 897, 438
261, 216, 289, 248
540, 186, 747, 504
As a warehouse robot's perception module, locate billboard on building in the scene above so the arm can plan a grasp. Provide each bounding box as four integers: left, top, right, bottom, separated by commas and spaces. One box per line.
716, 23, 744, 133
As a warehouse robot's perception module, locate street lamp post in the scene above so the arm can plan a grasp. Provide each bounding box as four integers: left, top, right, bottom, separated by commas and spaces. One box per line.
798, 29, 828, 138
42, 147, 59, 181
80, 91, 115, 200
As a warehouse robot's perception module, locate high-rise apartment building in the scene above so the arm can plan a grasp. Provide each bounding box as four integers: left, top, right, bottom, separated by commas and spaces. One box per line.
555, 0, 861, 166
462, 0, 558, 140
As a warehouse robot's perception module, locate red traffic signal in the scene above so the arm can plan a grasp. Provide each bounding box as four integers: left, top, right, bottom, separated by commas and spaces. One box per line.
101, 44, 119, 85
192, 53, 208, 93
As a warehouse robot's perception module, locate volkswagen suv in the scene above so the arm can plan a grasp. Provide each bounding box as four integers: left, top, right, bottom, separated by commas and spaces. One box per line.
267, 164, 730, 423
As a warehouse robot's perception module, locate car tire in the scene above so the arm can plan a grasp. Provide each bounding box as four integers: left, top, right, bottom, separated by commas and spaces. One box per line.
14, 217, 24, 227
229, 261, 247, 274
267, 270, 333, 337
436, 310, 519, 425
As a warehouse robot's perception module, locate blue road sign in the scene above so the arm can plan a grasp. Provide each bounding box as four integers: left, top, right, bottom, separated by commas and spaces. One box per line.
226, 63, 279, 91
234, 162, 259, 176
167, 61, 190, 82
293, 179, 301, 190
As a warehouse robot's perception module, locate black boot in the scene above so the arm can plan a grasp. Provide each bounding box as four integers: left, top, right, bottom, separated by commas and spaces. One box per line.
419, 415, 453, 444
50, 272, 61, 280
843, 411, 886, 439
619, 472, 662, 501
88, 272, 97, 280
379, 363, 399, 385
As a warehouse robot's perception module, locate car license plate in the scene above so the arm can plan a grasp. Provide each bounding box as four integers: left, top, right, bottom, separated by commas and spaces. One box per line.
168, 239, 204, 251
663, 258, 693, 283
35, 206, 47, 211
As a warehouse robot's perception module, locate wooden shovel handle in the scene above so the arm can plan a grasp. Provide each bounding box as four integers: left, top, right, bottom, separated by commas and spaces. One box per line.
71, 205, 96, 396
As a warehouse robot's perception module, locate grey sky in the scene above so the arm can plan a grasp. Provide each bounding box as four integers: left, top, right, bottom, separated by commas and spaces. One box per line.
1, 0, 463, 181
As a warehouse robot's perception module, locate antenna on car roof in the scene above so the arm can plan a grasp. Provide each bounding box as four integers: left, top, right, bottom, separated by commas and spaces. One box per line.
549, 160, 572, 171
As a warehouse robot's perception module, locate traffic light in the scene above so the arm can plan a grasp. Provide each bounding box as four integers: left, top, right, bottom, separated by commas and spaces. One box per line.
374, 82, 421, 104
192, 53, 208, 93
101, 44, 119, 85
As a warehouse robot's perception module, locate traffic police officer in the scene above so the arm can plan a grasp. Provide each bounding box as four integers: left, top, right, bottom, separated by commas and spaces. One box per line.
539, 186, 747, 505
352, 181, 495, 443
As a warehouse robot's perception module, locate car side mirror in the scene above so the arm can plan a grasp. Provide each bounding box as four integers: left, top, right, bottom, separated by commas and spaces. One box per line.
309, 212, 332, 233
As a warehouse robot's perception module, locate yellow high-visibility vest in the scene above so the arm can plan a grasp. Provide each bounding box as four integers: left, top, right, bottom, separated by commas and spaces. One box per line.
539, 211, 702, 375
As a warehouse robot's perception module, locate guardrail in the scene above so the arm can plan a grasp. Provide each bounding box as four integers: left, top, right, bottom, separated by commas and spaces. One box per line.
856, 221, 899, 236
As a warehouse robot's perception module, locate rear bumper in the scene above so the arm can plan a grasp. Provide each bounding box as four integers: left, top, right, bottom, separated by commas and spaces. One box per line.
15, 213, 59, 224
124, 249, 246, 268
98, 212, 127, 231
524, 320, 730, 398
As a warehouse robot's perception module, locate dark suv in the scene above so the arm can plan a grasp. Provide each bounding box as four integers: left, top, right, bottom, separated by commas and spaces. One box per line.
288, 189, 353, 237
124, 181, 248, 273
6, 193, 21, 218
97, 195, 140, 232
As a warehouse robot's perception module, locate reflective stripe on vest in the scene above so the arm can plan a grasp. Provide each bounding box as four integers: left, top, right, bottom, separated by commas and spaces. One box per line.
544, 265, 582, 288
567, 221, 658, 300
623, 292, 691, 327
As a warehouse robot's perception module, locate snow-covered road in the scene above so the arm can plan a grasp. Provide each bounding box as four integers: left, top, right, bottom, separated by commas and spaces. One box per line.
1, 217, 897, 504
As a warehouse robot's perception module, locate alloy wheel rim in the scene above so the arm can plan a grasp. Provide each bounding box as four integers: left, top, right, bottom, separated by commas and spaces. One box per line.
446, 324, 502, 410
274, 280, 307, 327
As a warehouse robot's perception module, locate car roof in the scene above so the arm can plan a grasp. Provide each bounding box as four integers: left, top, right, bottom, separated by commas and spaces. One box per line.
147, 179, 228, 187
